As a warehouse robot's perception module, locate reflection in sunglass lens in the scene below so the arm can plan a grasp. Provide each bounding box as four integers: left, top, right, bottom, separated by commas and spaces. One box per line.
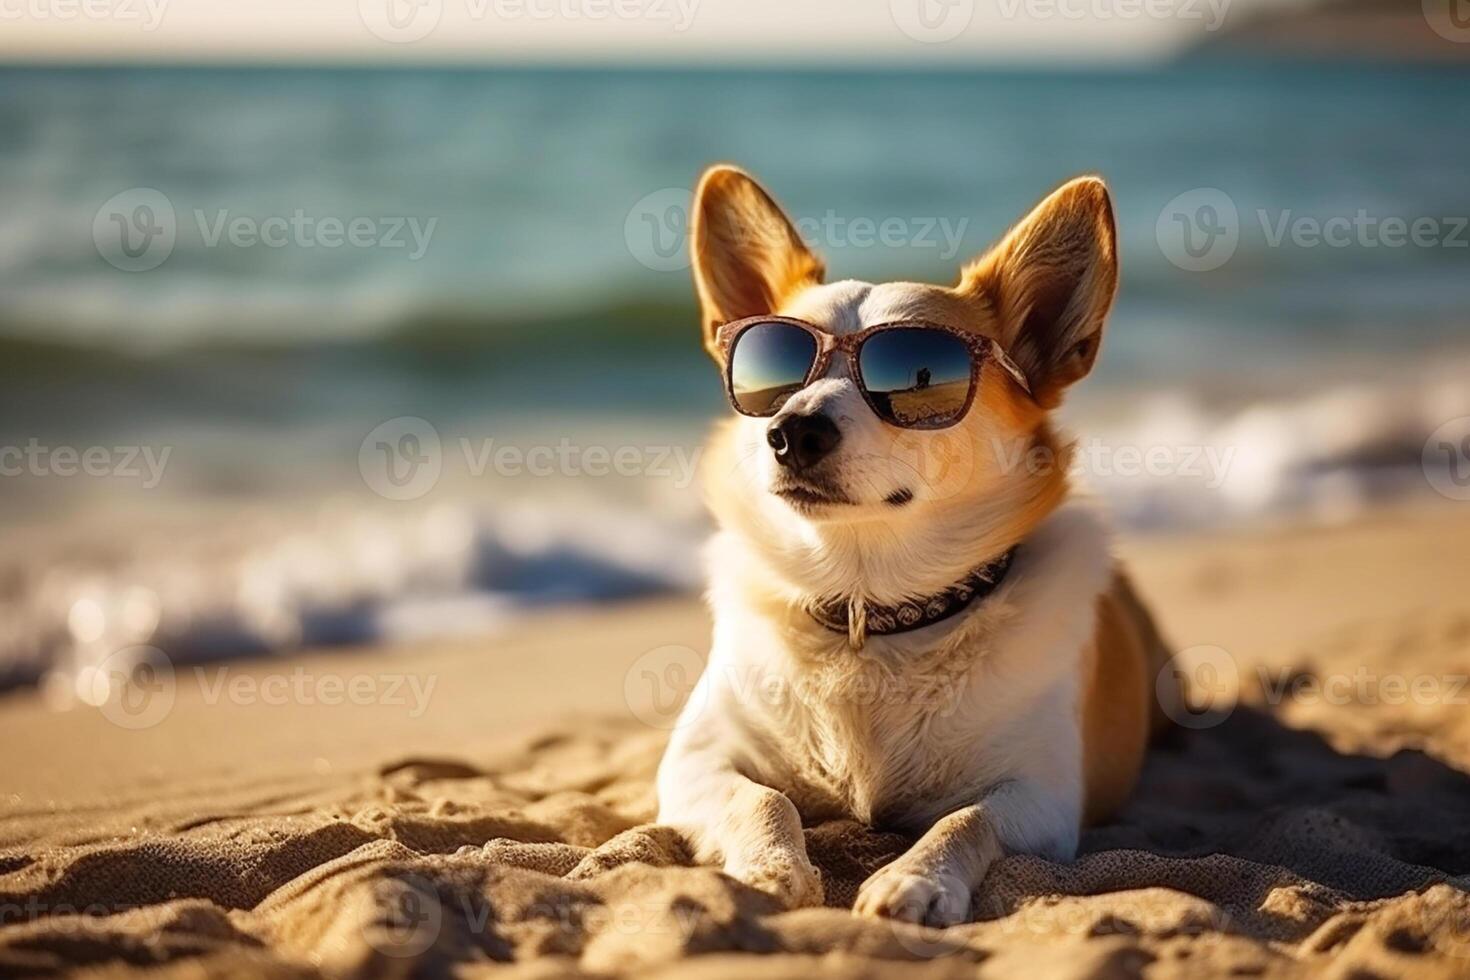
729, 322, 817, 416
858, 328, 974, 427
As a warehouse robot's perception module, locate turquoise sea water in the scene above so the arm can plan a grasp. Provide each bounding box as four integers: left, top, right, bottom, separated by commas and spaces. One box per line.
3, 61, 1469, 352
1, 59, 1467, 686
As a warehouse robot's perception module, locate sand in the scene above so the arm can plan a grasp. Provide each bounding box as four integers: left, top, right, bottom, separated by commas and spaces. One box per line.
2, 505, 1469, 978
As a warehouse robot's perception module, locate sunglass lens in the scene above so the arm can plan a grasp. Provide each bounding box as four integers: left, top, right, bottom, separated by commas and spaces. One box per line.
729, 322, 817, 417
858, 328, 974, 427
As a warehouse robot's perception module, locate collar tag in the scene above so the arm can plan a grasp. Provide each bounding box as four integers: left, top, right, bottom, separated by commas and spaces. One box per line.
847, 597, 867, 650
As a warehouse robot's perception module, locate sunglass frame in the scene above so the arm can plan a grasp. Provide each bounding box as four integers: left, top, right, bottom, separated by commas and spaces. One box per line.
713, 315, 1033, 430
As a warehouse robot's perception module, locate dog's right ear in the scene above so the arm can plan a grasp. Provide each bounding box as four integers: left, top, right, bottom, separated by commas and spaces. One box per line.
957, 177, 1118, 408
692, 165, 824, 360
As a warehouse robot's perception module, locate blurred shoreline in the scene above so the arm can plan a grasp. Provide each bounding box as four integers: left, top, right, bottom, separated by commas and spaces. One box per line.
4, 359, 1467, 694
5, 501, 1469, 797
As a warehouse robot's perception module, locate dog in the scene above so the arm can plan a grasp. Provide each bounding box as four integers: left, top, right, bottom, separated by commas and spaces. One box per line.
655, 165, 1173, 926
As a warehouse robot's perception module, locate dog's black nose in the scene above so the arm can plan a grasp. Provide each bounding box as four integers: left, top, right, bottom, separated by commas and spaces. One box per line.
767, 413, 842, 470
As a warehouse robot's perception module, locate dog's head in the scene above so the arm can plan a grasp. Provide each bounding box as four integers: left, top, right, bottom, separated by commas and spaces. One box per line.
693, 166, 1118, 587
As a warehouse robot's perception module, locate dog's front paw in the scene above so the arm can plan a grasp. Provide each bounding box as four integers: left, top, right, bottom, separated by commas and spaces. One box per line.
725, 850, 824, 909
854, 864, 970, 927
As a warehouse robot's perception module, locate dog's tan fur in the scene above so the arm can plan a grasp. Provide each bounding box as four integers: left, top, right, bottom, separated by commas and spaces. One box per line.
657, 165, 1172, 926
1083, 572, 1174, 824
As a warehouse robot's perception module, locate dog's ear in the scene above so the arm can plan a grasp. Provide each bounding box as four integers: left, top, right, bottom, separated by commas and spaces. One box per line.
958, 176, 1118, 407
692, 165, 824, 359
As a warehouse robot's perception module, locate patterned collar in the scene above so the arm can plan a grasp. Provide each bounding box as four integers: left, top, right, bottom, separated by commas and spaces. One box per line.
804, 547, 1017, 650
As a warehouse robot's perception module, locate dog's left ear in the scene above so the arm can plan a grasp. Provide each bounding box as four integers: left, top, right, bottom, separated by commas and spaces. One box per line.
691, 165, 824, 360
958, 176, 1118, 407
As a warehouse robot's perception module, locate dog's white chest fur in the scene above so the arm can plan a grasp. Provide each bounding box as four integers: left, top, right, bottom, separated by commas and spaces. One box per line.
757, 645, 1023, 828
693, 501, 1114, 833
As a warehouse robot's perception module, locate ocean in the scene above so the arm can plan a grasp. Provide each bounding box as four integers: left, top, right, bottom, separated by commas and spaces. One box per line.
1, 59, 1467, 690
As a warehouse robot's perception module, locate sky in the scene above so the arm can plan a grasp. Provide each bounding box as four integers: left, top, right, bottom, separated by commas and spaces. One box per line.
0, 0, 1295, 65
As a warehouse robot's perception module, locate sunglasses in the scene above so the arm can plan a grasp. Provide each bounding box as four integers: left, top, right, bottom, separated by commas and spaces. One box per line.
714, 316, 1033, 430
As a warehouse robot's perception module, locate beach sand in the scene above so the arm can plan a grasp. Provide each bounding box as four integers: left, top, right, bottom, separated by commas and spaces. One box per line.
2, 506, 1469, 977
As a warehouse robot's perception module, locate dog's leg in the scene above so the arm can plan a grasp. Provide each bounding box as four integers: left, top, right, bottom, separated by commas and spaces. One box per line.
853, 779, 1078, 927
656, 723, 823, 909
712, 772, 824, 908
